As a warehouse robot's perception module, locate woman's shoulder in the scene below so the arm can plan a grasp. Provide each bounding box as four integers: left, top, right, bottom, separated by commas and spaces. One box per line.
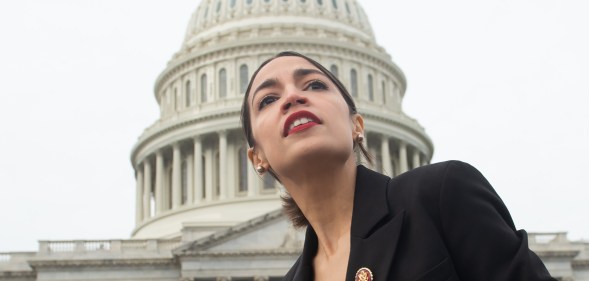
384, 160, 495, 209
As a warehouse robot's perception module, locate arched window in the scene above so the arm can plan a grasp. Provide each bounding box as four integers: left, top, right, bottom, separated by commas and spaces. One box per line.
350, 69, 358, 97
382, 81, 386, 104
173, 88, 178, 111
230, 0, 236, 8
367, 74, 374, 101
246, 0, 253, 5
181, 160, 188, 204
332, 0, 338, 9
317, 0, 323, 5
185, 80, 192, 107
345, 1, 351, 14
330, 64, 338, 78
239, 64, 249, 94
200, 74, 208, 102
238, 147, 248, 193
219, 68, 227, 98
216, 0, 222, 13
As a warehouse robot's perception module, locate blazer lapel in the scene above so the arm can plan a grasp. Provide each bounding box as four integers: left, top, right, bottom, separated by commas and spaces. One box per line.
345, 165, 405, 281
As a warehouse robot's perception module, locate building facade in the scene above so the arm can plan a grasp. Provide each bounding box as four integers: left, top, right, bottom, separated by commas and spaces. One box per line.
1, 0, 587, 280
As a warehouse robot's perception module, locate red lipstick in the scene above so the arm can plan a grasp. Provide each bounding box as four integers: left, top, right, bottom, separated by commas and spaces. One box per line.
283, 110, 321, 137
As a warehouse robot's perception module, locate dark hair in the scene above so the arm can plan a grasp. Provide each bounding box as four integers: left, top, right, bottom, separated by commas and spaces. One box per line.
240, 51, 372, 228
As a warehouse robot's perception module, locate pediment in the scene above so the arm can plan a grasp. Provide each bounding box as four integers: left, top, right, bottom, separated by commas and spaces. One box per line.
174, 209, 305, 256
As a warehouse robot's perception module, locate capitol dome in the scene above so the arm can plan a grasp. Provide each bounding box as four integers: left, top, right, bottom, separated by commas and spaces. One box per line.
130, 0, 433, 240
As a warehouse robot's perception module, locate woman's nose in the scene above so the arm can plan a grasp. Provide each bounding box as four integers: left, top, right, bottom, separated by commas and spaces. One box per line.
281, 91, 307, 112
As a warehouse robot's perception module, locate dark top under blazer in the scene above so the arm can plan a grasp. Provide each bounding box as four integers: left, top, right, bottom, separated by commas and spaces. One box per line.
283, 161, 555, 281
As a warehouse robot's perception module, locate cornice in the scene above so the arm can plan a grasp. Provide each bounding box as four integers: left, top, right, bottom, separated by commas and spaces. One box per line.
154, 39, 403, 99
28, 257, 177, 269
179, 248, 301, 258
0, 271, 36, 278
130, 108, 240, 163
533, 250, 580, 258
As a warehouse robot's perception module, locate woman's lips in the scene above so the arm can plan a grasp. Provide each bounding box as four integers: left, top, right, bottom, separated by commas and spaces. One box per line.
283, 110, 321, 137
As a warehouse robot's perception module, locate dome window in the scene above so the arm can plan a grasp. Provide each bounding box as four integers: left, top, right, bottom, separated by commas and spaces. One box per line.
382, 81, 386, 104
350, 69, 358, 97
185, 80, 192, 107
330, 64, 338, 78
345, 1, 351, 15
200, 74, 208, 103
367, 74, 374, 101
239, 64, 249, 94
218, 68, 227, 98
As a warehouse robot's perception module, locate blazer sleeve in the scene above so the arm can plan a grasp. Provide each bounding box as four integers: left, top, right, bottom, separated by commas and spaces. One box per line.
438, 161, 555, 281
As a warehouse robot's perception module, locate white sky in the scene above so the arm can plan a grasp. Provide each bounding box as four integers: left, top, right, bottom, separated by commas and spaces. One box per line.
0, 0, 587, 252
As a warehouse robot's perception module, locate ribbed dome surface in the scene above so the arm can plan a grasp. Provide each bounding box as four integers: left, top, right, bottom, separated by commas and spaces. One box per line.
177, 0, 377, 58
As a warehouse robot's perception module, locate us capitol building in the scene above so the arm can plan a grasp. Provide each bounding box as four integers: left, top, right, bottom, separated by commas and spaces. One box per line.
1, 0, 588, 280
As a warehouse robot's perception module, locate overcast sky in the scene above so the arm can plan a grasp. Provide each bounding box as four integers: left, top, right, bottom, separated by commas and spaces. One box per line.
0, 0, 587, 252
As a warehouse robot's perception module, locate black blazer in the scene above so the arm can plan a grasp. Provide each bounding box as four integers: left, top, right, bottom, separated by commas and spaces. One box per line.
284, 161, 555, 281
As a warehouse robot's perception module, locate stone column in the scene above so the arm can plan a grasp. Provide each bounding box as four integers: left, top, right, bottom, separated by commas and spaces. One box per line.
135, 165, 144, 224
398, 141, 408, 173
218, 130, 228, 200
193, 137, 203, 203
155, 151, 164, 213
412, 149, 421, 169
142, 161, 151, 220
381, 135, 393, 176
172, 143, 181, 208
205, 148, 214, 201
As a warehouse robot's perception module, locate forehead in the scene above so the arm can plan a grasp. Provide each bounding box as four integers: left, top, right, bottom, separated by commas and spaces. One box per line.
253, 56, 321, 84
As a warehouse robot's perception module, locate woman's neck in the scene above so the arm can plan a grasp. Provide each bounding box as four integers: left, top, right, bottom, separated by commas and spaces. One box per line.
281, 157, 357, 256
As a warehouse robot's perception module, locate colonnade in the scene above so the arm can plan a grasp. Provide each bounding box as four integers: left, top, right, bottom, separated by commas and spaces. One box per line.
133, 130, 429, 225
364, 131, 429, 178
134, 130, 274, 225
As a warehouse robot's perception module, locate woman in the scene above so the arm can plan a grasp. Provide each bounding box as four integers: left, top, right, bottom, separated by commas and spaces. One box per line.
240, 51, 554, 281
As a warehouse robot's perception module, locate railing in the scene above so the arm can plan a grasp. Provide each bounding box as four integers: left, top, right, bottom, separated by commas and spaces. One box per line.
528, 232, 569, 245
0, 253, 9, 262
38, 238, 182, 255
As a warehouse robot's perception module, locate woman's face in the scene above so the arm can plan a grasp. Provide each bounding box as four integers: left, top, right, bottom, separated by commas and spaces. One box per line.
247, 56, 362, 178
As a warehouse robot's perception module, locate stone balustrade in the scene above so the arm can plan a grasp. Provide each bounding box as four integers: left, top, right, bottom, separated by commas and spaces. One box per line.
36, 238, 181, 255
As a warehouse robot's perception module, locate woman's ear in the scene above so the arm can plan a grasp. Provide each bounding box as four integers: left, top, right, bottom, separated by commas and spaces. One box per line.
352, 113, 365, 137
248, 147, 267, 169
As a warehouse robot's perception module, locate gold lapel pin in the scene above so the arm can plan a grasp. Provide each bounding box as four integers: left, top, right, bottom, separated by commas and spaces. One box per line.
355, 267, 373, 281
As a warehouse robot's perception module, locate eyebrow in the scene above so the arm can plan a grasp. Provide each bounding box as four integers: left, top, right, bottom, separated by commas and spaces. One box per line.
250, 68, 327, 108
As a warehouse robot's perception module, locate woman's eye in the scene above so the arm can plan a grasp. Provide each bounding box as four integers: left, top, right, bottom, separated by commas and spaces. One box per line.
259, 96, 278, 109
306, 80, 328, 91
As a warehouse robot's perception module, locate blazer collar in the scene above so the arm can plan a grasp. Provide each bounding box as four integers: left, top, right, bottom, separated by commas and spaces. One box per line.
346, 165, 405, 281
291, 165, 404, 281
